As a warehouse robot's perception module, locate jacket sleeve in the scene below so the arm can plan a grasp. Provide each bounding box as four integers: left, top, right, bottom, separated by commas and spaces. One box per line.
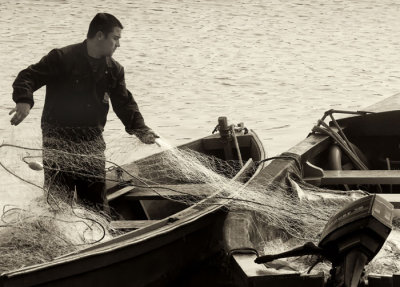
110, 67, 149, 134
12, 49, 63, 108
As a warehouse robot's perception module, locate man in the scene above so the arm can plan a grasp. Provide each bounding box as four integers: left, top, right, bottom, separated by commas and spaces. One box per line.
10, 13, 158, 211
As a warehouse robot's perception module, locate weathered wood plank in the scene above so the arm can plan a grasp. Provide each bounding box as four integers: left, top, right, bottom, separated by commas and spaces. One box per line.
287, 133, 331, 159
107, 186, 135, 201
122, 184, 214, 200
231, 254, 324, 287
318, 170, 400, 185
107, 184, 213, 201
202, 134, 253, 150
110, 220, 159, 230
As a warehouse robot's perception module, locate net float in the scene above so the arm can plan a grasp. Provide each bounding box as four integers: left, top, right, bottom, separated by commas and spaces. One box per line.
28, 161, 43, 171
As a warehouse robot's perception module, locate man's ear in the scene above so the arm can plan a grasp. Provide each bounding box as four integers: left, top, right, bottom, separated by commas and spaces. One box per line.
95, 31, 105, 40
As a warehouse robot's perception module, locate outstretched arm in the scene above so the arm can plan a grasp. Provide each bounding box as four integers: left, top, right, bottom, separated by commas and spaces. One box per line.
11, 49, 62, 125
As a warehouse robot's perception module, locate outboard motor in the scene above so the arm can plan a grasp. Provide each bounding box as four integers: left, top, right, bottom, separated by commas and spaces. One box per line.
255, 194, 394, 287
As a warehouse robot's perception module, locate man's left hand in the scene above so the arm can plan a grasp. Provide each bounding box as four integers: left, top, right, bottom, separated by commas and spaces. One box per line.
137, 130, 159, 144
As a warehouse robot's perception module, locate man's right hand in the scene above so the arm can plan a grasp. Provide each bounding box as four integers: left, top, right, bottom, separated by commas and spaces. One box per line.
138, 130, 159, 144
9, 103, 31, 126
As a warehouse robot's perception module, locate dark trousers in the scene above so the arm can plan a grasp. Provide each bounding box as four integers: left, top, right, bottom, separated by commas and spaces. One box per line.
42, 127, 108, 212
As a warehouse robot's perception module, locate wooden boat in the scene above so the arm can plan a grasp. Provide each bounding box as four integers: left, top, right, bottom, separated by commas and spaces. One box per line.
225, 94, 400, 287
0, 118, 266, 287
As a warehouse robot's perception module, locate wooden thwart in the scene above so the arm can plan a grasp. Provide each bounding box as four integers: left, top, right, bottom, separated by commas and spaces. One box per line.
306, 170, 400, 185
124, 184, 215, 200
107, 183, 214, 201
107, 186, 135, 201
202, 134, 253, 151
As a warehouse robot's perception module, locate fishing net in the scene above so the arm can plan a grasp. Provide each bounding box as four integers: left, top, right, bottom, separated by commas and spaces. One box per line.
0, 198, 113, 273
0, 128, 117, 274
239, 162, 400, 277
134, 148, 244, 186
0, 129, 399, 277
116, 142, 400, 276
0, 128, 247, 273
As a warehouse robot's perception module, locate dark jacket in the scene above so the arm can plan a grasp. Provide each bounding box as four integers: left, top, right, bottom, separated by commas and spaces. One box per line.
12, 40, 147, 135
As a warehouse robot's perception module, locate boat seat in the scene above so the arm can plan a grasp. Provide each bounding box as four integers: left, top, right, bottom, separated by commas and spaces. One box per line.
314, 170, 400, 185
110, 220, 159, 230
202, 134, 253, 151
107, 184, 215, 201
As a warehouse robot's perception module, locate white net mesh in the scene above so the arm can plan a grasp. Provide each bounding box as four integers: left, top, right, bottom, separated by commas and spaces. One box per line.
0, 133, 399, 277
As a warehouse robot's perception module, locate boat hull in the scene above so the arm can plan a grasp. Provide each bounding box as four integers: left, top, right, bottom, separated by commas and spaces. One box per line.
224, 94, 400, 287
0, 129, 265, 287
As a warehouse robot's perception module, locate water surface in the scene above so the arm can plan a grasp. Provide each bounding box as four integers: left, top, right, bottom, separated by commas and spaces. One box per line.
1, 0, 399, 205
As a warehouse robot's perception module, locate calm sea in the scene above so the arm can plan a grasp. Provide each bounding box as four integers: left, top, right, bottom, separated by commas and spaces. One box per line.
1, 0, 400, 205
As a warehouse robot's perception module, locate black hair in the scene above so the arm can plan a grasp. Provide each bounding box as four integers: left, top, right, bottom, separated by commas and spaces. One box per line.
87, 13, 123, 39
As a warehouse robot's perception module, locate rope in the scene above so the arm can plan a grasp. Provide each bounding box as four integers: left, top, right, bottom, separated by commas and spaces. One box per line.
0, 144, 107, 245
312, 110, 383, 192
313, 118, 368, 170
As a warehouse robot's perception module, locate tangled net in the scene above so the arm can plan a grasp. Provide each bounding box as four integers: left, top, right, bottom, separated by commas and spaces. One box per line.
0, 199, 113, 273
0, 128, 118, 274
124, 143, 400, 276
0, 128, 399, 276
137, 145, 364, 242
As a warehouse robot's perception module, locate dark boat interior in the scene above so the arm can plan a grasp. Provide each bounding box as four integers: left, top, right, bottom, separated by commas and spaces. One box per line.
305, 110, 400, 194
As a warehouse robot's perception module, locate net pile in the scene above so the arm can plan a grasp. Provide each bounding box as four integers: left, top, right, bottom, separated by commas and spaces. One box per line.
128, 143, 400, 277
138, 144, 365, 242
0, 199, 113, 273
145, 142, 400, 276
254, 179, 400, 276
0, 132, 399, 276
0, 129, 116, 274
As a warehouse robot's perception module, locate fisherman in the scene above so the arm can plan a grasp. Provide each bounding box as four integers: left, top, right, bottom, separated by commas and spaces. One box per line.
9, 13, 158, 211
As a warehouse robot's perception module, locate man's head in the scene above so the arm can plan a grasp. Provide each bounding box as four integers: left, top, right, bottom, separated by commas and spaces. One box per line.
87, 13, 123, 57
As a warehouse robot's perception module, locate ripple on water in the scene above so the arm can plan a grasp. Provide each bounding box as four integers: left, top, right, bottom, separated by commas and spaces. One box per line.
1, 0, 400, 200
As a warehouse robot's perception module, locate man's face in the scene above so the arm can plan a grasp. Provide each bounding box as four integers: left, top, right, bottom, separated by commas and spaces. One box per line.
99, 27, 121, 57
